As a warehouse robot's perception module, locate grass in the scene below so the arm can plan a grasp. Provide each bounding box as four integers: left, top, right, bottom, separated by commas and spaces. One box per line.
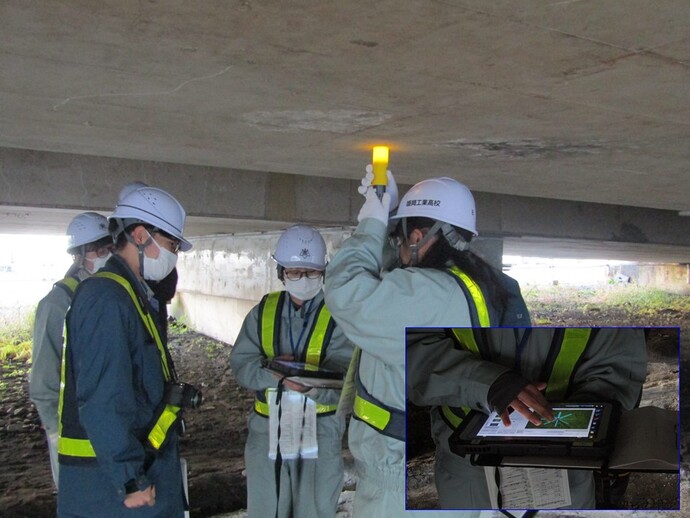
522, 284, 690, 315
0, 313, 34, 362
168, 317, 191, 337
1, 284, 687, 362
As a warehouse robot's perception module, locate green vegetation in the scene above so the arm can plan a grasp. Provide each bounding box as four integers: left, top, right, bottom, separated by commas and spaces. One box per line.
0, 314, 34, 362
168, 317, 191, 337
523, 284, 690, 317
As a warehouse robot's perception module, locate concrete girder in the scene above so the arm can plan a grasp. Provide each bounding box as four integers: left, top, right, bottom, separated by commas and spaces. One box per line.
1, 147, 689, 262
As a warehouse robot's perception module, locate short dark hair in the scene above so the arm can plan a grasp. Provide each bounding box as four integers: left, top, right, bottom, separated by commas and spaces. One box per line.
113, 223, 155, 251
83, 235, 114, 253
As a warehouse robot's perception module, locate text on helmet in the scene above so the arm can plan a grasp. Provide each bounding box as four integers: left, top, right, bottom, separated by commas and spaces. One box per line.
406, 199, 441, 207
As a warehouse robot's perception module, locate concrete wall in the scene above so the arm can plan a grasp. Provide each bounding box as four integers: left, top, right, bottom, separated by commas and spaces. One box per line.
616, 263, 690, 294
173, 228, 353, 345
174, 229, 506, 344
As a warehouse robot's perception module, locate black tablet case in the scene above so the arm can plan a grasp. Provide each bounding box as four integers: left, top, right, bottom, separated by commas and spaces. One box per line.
448, 403, 620, 461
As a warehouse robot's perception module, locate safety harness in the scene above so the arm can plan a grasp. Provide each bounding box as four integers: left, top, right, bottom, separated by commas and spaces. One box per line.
253, 291, 338, 417
58, 271, 181, 463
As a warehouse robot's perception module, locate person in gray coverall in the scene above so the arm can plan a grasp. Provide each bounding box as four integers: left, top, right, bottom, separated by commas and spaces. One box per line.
406, 326, 647, 509
230, 225, 354, 518
29, 212, 113, 488
324, 168, 529, 517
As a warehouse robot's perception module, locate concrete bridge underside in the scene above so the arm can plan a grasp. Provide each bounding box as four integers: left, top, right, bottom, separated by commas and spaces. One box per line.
3, 147, 690, 343
2, 147, 690, 263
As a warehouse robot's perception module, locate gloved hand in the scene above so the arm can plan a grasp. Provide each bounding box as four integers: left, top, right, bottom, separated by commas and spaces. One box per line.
488, 371, 554, 427
357, 185, 392, 226
359, 164, 399, 211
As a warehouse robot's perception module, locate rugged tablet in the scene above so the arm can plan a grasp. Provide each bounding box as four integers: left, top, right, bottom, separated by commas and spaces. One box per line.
263, 359, 344, 380
261, 359, 345, 388
449, 402, 620, 459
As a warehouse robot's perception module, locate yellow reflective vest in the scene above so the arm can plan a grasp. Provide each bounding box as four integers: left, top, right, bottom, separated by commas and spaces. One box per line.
58, 272, 180, 461
441, 327, 594, 429
351, 266, 495, 440
253, 291, 338, 417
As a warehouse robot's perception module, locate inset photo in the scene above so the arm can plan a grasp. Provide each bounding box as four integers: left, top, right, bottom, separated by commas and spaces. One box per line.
405, 326, 679, 511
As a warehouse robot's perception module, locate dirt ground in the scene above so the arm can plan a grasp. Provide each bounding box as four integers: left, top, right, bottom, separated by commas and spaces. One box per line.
0, 290, 687, 517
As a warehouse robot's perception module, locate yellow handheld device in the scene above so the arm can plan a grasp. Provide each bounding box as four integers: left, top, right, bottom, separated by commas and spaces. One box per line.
372, 146, 389, 200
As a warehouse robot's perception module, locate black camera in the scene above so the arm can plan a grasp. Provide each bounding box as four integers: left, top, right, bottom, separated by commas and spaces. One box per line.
164, 382, 203, 409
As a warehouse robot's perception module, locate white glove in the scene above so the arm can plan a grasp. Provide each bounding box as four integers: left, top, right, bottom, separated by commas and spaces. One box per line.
359, 164, 399, 211
357, 186, 392, 226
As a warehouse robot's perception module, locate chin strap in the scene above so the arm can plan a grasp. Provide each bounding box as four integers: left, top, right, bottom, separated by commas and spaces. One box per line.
124, 228, 154, 279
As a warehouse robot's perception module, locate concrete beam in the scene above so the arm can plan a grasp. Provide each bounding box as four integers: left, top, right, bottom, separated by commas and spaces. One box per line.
2, 147, 690, 262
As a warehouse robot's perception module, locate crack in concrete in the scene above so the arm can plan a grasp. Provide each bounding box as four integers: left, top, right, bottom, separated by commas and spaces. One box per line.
52, 65, 234, 110
432, 1, 689, 68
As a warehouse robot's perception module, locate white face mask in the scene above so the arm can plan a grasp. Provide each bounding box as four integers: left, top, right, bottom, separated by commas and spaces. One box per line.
85, 253, 111, 274
284, 276, 323, 301
143, 235, 178, 281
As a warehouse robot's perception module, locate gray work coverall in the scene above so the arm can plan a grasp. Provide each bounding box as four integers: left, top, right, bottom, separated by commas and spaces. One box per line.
324, 217, 495, 517
230, 289, 354, 518
30, 267, 89, 487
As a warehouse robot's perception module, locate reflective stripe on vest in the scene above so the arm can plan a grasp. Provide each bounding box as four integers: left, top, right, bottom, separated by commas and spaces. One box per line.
254, 394, 337, 416
441, 269, 493, 429
54, 276, 80, 299
441, 404, 468, 429
352, 353, 405, 441
58, 436, 96, 458
96, 272, 171, 381
58, 272, 177, 459
442, 328, 481, 428
451, 328, 481, 356
56, 275, 90, 459
447, 266, 491, 327
444, 328, 593, 430
545, 328, 592, 400
148, 404, 183, 450
57, 318, 94, 459
254, 291, 337, 416
350, 268, 493, 439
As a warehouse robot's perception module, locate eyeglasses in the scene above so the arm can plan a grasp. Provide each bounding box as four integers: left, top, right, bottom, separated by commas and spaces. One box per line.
94, 245, 115, 258
283, 270, 323, 281
153, 232, 181, 254
85, 243, 114, 258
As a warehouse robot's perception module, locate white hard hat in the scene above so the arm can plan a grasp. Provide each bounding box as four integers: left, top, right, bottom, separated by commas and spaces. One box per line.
118, 181, 148, 204
66, 212, 111, 252
391, 177, 478, 236
273, 225, 327, 270
110, 187, 192, 252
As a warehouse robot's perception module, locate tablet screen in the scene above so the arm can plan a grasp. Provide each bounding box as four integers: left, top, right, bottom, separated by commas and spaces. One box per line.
477, 404, 603, 439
